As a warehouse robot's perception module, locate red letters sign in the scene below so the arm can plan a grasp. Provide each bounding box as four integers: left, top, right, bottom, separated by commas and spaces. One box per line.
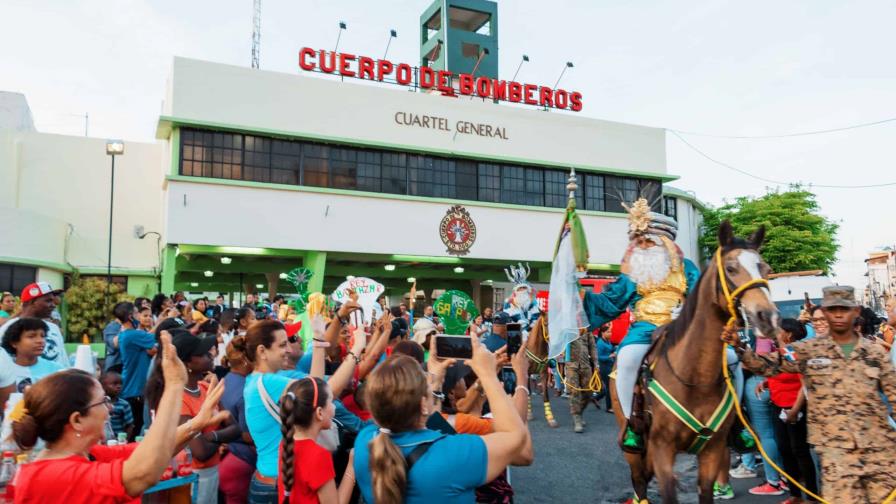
298, 47, 583, 112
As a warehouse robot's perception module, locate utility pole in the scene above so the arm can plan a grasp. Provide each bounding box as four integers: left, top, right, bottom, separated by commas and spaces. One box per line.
251, 0, 261, 68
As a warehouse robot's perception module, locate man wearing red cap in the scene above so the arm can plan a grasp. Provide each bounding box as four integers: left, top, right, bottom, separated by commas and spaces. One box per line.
0, 282, 69, 367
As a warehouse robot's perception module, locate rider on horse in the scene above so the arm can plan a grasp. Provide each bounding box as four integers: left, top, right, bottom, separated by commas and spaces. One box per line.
581, 198, 700, 452
500, 263, 541, 339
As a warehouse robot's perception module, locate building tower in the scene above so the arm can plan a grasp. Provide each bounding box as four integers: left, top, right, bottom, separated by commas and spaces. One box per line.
420, 0, 498, 80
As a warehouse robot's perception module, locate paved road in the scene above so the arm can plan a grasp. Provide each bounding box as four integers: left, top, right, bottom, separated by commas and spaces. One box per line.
513, 393, 782, 503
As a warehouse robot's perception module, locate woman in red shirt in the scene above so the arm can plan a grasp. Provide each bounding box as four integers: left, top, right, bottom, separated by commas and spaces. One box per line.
278, 377, 354, 504
10, 330, 229, 504
763, 318, 818, 504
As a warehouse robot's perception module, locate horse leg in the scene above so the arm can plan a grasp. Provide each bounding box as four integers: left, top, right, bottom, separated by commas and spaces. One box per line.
648, 438, 678, 504
526, 373, 534, 420
542, 368, 558, 427
696, 443, 728, 504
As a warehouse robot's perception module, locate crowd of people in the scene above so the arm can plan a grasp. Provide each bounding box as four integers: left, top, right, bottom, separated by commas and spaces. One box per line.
0, 247, 894, 504
0, 283, 540, 504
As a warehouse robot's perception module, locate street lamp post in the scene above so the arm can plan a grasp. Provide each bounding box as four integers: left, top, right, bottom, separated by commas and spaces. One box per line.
105, 140, 124, 303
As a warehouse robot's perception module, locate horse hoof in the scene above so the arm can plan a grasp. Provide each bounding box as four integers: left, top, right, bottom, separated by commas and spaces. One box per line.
548, 420, 559, 428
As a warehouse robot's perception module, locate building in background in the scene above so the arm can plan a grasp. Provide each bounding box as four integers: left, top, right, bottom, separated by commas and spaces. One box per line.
0, 0, 705, 334
865, 249, 895, 313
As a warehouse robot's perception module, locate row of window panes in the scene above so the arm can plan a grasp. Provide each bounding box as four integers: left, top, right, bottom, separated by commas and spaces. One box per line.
180, 128, 669, 214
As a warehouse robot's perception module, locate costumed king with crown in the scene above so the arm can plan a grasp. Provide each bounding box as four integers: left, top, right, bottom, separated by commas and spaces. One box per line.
497, 263, 541, 336
581, 198, 700, 452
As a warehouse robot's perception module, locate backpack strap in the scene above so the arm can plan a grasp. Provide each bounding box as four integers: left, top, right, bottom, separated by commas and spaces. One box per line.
256, 375, 282, 425
404, 435, 445, 471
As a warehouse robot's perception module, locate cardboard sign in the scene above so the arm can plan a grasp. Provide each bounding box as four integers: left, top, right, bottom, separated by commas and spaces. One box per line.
331, 277, 385, 325
434, 290, 479, 335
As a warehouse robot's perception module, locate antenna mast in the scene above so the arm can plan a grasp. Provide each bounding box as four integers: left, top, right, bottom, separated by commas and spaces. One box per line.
251, 0, 261, 68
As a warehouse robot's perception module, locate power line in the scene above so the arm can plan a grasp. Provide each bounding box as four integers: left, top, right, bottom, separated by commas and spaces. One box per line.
668, 130, 896, 189
669, 117, 896, 139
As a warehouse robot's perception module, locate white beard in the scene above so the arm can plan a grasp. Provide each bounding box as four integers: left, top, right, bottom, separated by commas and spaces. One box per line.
628, 245, 671, 287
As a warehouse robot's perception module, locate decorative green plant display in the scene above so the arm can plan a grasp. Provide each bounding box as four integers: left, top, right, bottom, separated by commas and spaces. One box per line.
64, 275, 133, 342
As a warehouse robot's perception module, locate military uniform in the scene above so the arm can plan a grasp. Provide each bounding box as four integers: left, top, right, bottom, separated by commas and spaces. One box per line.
737, 329, 896, 502
566, 331, 596, 416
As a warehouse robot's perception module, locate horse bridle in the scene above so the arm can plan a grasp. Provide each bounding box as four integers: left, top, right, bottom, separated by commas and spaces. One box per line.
714, 247, 770, 329
525, 317, 553, 374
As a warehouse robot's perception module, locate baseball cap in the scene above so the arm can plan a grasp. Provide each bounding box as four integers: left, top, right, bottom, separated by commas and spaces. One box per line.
285, 321, 303, 338
412, 318, 438, 345
171, 332, 217, 362
21, 282, 63, 303
820, 286, 858, 308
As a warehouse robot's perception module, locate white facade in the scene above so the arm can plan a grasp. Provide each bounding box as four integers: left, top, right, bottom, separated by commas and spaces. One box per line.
160, 58, 667, 178
1, 56, 705, 305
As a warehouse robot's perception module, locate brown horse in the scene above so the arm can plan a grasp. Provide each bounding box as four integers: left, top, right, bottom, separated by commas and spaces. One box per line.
523, 313, 560, 427
610, 221, 779, 503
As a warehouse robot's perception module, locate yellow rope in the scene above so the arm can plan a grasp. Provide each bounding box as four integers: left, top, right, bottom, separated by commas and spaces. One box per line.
540, 317, 603, 393
556, 359, 604, 393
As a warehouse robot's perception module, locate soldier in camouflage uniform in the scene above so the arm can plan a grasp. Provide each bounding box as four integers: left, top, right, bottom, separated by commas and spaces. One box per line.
566, 329, 596, 433
724, 286, 896, 503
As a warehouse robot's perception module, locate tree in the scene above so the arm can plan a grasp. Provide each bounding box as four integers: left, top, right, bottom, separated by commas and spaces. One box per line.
699, 187, 839, 274
64, 275, 132, 342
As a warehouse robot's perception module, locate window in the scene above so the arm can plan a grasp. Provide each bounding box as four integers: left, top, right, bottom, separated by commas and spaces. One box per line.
0, 264, 36, 296
178, 128, 666, 215
639, 180, 662, 212
409, 156, 455, 198
478, 163, 501, 202
357, 150, 381, 192
381, 152, 407, 195
604, 175, 640, 211
663, 196, 678, 221
271, 139, 301, 185
330, 147, 357, 190
500, 166, 526, 205
523, 168, 543, 206
243, 135, 270, 183
583, 174, 605, 211
455, 160, 478, 201
544, 170, 564, 208
302, 144, 329, 188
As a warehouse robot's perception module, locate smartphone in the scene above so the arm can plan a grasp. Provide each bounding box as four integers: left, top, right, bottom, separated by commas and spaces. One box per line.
505, 323, 522, 356
500, 366, 517, 395
435, 334, 473, 360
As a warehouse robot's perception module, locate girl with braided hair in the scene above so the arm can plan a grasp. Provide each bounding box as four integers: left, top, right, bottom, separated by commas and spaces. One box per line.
277, 377, 354, 503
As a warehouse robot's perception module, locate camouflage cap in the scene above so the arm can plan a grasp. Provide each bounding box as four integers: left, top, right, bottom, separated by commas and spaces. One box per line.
820, 285, 858, 308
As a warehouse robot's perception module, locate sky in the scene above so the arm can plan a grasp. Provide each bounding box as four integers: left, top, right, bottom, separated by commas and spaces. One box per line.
2, 0, 894, 294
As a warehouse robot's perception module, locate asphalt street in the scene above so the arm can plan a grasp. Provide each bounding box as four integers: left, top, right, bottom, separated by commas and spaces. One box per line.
513, 393, 783, 504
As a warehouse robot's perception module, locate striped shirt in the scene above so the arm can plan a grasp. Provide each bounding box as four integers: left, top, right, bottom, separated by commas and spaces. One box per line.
109, 397, 134, 435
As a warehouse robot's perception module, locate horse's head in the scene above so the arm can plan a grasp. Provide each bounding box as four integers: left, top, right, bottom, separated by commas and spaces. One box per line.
716, 220, 779, 338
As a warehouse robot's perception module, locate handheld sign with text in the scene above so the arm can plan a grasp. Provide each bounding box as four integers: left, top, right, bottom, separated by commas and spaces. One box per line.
434, 290, 479, 335
331, 277, 385, 325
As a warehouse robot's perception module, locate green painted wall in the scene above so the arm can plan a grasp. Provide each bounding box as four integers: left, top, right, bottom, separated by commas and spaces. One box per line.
127, 275, 159, 297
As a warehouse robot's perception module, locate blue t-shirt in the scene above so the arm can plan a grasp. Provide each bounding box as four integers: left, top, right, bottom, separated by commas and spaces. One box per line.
103, 321, 122, 370
221, 372, 256, 467
119, 328, 156, 399
244, 372, 293, 478
353, 426, 487, 504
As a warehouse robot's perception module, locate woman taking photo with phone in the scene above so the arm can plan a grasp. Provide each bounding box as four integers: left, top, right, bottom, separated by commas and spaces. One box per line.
9, 331, 228, 503
353, 338, 528, 504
